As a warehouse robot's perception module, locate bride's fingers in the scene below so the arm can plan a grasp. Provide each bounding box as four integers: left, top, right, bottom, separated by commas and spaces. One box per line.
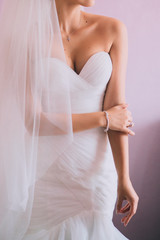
127, 122, 134, 127
122, 127, 135, 136
120, 202, 130, 211
122, 202, 130, 208
118, 103, 128, 109
121, 215, 128, 223
123, 201, 138, 226
122, 104, 128, 109
116, 197, 123, 214
120, 206, 130, 213
128, 117, 133, 122
118, 203, 130, 214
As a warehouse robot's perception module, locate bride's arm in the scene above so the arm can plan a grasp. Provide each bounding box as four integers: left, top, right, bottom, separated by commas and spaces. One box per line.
103, 20, 139, 226
103, 19, 130, 182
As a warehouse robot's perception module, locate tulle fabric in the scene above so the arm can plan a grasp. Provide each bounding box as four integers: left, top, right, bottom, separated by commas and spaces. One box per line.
0, 0, 74, 239
23, 210, 128, 240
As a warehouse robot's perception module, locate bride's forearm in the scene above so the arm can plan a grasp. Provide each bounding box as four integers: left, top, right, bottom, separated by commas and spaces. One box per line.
107, 130, 130, 181
72, 111, 105, 132
26, 111, 105, 136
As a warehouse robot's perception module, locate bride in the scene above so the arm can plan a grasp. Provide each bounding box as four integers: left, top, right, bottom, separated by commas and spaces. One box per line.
49, 0, 139, 229
0, 0, 139, 239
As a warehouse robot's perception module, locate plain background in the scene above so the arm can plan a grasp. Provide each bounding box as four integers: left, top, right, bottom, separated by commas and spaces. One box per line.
85, 1, 160, 240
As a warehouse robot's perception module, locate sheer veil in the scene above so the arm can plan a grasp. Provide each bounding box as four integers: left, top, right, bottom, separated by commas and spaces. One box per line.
0, 0, 74, 239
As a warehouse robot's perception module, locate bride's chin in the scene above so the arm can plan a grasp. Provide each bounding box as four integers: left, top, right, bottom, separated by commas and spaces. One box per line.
80, 0, 95, 7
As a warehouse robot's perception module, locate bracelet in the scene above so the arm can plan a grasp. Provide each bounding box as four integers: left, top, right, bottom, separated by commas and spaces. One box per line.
103, 111, 109, 132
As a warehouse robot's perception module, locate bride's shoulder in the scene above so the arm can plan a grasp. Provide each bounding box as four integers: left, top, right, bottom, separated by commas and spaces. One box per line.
84, 11, 127, 38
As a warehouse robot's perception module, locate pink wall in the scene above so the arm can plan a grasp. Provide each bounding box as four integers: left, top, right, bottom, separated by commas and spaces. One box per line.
85, 0, 160, 239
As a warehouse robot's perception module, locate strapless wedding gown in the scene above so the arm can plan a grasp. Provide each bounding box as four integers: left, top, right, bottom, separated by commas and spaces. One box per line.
23, 51, 129, 240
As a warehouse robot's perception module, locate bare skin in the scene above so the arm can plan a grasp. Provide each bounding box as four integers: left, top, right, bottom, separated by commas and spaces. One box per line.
55, 0, 139, 227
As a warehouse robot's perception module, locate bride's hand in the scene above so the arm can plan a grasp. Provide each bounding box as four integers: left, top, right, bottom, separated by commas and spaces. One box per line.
103, 103, 135, 135
116, 178, 139, 227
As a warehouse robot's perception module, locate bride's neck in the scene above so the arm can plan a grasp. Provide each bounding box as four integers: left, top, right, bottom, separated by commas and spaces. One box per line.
55, 0, 82, 34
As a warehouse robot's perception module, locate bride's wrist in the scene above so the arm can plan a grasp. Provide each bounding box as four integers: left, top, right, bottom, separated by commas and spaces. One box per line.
99, 111, 108, 128
118, 174, 131, 185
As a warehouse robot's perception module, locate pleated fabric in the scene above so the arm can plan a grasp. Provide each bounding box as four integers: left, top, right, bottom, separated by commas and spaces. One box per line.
23, 52, 129, 240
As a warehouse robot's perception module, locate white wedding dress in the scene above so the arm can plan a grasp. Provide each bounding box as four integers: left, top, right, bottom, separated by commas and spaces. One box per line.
23, 51, 129, 240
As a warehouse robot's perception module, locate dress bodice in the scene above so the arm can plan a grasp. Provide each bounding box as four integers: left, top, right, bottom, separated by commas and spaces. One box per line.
48, 51, 113, 113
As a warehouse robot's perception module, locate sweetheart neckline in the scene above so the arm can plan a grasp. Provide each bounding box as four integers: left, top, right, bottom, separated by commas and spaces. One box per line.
48, 51, 112, 76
